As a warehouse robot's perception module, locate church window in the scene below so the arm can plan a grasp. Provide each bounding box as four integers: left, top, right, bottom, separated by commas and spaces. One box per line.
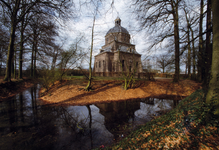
96, 62, 98, 68
136, 62, 138, 68
122, 60, 125, 71
99, 61, 101, 68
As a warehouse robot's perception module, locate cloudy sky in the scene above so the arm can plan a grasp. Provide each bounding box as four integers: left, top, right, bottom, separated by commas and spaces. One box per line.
58, 0, 154, 68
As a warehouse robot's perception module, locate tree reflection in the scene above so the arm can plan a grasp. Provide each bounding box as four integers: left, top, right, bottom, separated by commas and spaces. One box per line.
86, 105, 93, 149
31, 85, 38, 125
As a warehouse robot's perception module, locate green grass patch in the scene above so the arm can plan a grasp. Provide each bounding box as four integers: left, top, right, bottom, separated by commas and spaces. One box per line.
66, 76, 84, 79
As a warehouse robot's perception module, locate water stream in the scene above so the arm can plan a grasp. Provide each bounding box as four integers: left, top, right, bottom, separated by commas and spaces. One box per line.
0, 84, 181, 150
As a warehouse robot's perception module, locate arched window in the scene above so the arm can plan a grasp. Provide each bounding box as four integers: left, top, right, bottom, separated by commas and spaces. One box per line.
99, 61, 101, 68
136, 62, 138, 68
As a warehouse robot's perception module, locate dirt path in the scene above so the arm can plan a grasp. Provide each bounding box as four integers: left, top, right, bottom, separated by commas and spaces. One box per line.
40, 79, 201, 106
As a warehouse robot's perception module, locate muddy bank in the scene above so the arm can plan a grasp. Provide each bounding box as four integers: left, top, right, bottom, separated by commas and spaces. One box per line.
0, 78, 37, 100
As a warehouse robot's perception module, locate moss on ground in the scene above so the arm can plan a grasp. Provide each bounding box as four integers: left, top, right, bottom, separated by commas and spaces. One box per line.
99, 89, 219, 150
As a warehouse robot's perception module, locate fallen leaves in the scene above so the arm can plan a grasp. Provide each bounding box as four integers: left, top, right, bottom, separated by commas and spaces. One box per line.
40, 79, 201, 106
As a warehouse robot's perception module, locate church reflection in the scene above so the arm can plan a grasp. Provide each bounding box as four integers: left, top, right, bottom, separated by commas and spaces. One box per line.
95, 100, 140, 138
95, 97, 181, 139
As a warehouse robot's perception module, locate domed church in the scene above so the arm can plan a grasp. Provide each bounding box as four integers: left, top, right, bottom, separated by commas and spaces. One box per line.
94, 17, 143, 76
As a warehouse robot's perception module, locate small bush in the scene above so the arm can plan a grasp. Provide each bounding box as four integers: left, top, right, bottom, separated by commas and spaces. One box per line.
40, 69, 62, 91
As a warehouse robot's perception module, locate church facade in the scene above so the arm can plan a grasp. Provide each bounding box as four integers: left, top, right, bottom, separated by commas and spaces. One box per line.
93, 17, 143, 76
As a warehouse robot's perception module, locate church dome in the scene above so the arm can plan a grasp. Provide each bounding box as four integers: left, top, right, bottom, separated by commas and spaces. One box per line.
106, 17, 129, 35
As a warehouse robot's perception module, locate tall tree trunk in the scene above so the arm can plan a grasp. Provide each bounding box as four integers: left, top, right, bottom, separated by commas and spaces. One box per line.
31, 44, 34, 77
86, 105, 93, 149
172, 0, 180, 82
31, 29, 37, 78
204, 0, 212, 87
4, 21, 17, 81
206, 0, 219, 115
18, 9, 25, 79
184, 9, 191, 78
33, 41, 37, 78
85, 16, 95, 91
198, 0, 204, 82
191, 29, 196, 79
187, 28, 191, 78
18, 33, 24, 79
3, 0, 20, 81
14, 49, 16, 79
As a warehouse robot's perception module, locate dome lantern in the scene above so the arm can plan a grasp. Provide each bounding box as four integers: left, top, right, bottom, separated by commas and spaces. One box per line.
115, 17, 121, 26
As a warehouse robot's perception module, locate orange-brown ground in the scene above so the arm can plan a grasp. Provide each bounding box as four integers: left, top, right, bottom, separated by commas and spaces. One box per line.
40, 79, 202, 106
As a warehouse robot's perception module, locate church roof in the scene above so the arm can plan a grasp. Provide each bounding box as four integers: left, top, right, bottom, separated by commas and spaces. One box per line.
117, 46, 140, 54
106, 17, 129, 35
98, 45, 140, 55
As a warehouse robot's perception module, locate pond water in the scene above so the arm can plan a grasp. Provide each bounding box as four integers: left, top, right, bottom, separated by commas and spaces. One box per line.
0, 85, 181, 150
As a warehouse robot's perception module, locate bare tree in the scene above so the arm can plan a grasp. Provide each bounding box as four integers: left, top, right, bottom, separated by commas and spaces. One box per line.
197, 0, 204, 81
58, 38, 86, 81
0, 0, 74, 81
190, 26, 197, 79
0, 19, 9, 75
134, 0, 182, 82
1, 0, 38, 81
183, 8, 192, 77
18, 0, 27, 79
84, 0, 105, 91
85, 15, 95, 91
28, 13, 60, 78
157, 54, 172, 73
204, 0, 212, 86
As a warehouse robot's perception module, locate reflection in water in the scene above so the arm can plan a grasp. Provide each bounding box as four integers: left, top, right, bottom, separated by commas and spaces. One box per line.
95, 101, 140, 139
0, 85, 181, 150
